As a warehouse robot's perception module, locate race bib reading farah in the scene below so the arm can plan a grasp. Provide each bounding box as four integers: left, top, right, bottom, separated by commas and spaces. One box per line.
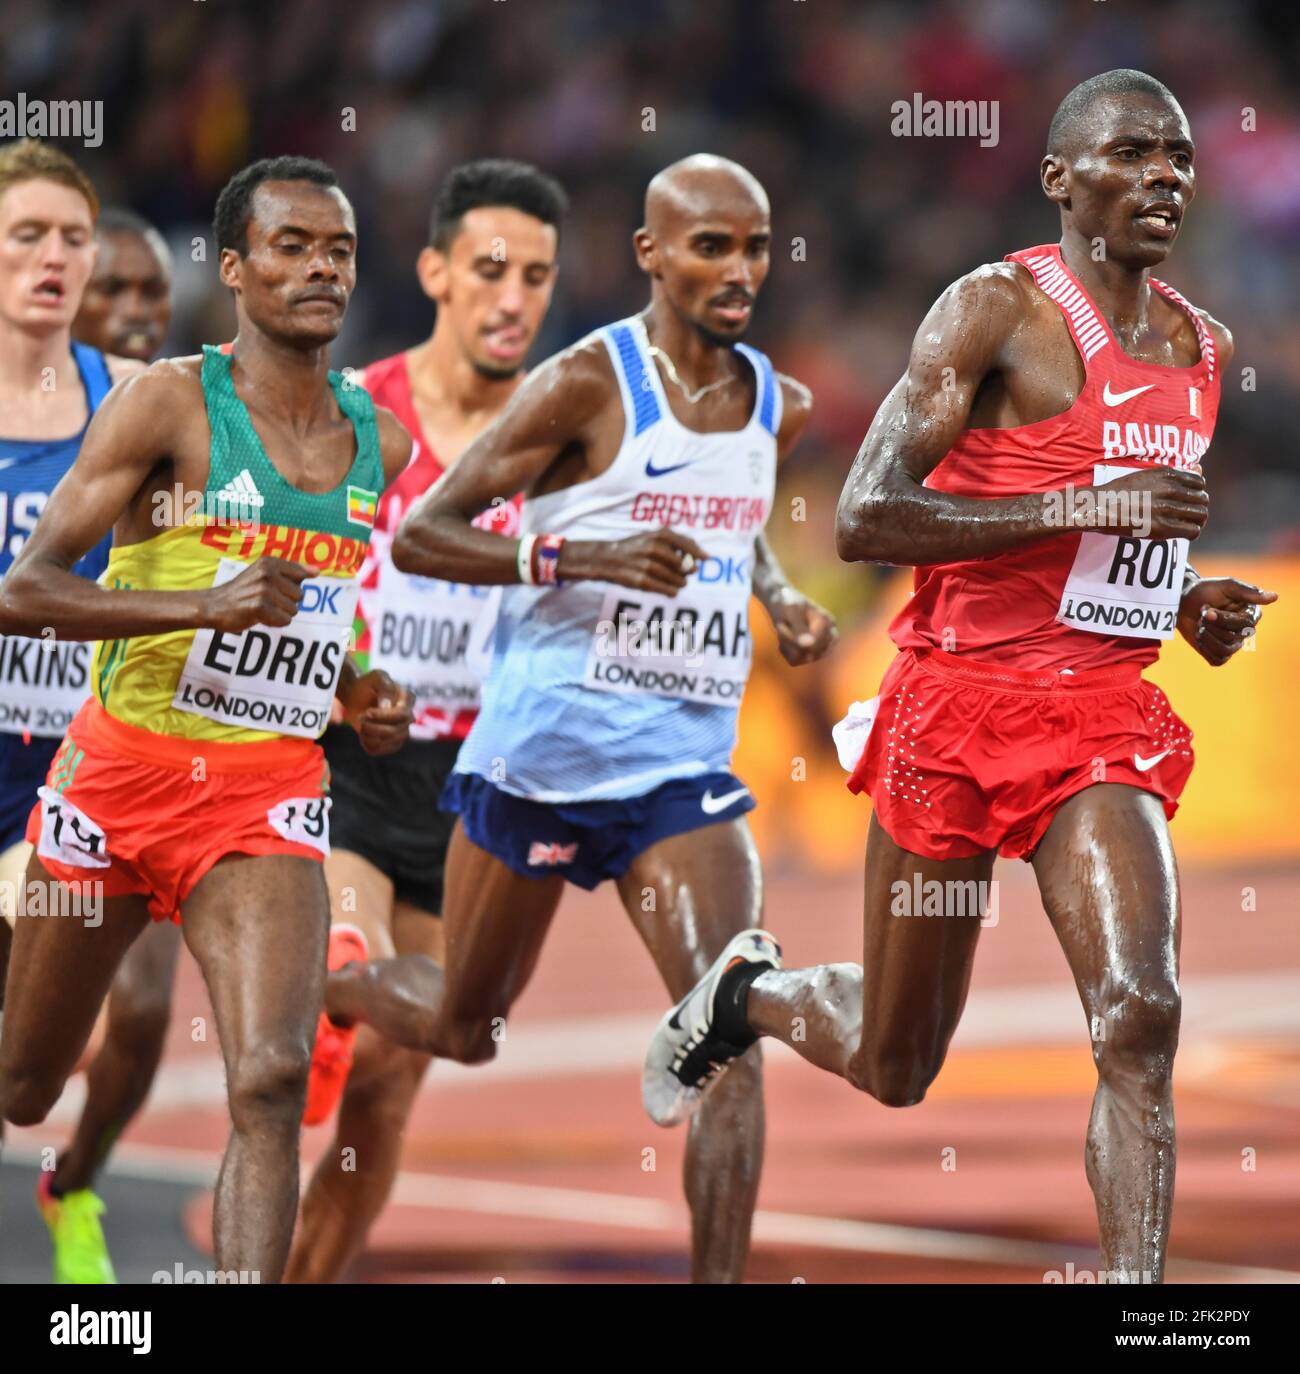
370, 557, 500, 715
1057, 464, 1187, 640
0, 635, 92, 737
174, 558, 359, 738
583, 586, 751, 707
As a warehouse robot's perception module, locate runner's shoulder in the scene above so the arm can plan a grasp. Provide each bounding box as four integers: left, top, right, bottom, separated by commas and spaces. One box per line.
776, 372, 812, 420
1196, 308, 1234, 368
93, 354, 205, 427
927, 262, 1031, 343
120, 353, 204, 390
512, 330, 618, 432
547, 329, 618, 394
105, 353, 148, 386
372, 404, 416, 484
775, 372, 812, 454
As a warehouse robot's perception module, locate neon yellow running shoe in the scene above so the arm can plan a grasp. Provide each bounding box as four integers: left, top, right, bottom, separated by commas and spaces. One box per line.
36, 1173, 117, 1283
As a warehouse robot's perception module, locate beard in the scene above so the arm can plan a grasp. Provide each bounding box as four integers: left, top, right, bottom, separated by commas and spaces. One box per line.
691, 317, 744, 351
471, 356, 525, 381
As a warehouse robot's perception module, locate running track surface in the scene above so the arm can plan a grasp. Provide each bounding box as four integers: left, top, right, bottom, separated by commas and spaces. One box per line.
5, 857, 1298, 1284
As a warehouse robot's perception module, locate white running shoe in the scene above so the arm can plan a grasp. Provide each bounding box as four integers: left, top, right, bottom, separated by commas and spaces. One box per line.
642, 928, 782, 1127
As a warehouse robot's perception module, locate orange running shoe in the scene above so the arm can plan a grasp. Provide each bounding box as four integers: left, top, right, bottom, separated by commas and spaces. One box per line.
304, 924, 369, 1126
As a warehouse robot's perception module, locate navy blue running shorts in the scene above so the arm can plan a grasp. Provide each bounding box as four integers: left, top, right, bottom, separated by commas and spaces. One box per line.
440, 769, 755, 890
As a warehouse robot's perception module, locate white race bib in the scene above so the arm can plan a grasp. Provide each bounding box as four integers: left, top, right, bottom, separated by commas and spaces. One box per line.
267, 795, 332, 857
1057, 464, 1187, 640
36, 786, 110, 869
583, 586, 751, 708
369, 556, 500, 716
173, 558, 359, 738
0, 636, 93, 738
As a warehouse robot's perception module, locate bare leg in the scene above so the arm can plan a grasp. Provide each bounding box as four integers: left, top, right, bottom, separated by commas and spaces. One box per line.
53, 919, 183, 1192
287, 850, 442, 1284
619, 818, 765, 1284
1031, 784, 1181, 1284
745, 814, 994, 1105
0, 841, 114, 1079
324, 821, 563, 1062
0, 854, 150, 1126
181, 853, 331, 1281
0, 905, 11, 1011
0, 837, 27, 1006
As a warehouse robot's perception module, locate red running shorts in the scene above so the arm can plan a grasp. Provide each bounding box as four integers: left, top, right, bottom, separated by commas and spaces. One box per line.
26, 700, 332, 923
842, 648, 1193, 861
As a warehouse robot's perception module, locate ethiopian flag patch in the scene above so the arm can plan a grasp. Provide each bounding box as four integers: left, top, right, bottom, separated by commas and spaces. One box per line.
347, 485, 378, 528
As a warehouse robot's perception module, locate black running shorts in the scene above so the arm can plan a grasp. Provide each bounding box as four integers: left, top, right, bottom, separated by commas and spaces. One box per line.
321, 725, 462, 917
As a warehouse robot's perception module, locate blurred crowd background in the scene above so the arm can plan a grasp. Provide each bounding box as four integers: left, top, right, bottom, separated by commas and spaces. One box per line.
5, 0, 1298, 870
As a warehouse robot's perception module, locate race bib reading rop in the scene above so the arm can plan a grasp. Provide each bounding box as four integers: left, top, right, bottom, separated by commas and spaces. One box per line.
174, 558, 359, 738
583, 586, 751, 707
369, 556, 500, 715
1057, 464, 1187, 640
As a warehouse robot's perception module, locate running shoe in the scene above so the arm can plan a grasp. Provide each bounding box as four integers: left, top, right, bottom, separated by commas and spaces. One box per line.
36, 1172, 116, 1284
642, 929, 781, 1127
304, 924, 369, 1126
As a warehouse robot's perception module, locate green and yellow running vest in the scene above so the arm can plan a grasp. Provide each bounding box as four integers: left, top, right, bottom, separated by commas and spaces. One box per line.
93, 345, 383, 743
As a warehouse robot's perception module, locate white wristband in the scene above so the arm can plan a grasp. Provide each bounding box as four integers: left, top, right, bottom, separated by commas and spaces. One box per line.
517, 533, 539, 585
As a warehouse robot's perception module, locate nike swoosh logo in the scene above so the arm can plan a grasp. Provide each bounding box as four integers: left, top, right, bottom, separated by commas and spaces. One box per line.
700, 786, 750, 815
645, 459, 692, 478
1103, 381, 1156, 407
1134, 749, 1172, 772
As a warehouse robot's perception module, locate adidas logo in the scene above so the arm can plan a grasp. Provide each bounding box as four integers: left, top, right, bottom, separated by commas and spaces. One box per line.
212, 468, 265, 510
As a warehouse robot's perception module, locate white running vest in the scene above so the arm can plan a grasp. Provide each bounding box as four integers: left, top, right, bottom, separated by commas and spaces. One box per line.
455, 314, 781, 802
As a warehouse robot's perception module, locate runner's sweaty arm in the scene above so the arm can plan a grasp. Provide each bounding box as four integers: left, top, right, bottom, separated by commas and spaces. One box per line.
752, 375, 837, 666
0, 365, 304, 639
835, 266, 1210, 566
392, 339, 707, 597
0, 360, 415, 646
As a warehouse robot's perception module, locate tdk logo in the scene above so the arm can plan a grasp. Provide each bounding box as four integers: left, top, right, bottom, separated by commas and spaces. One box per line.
299, 582, 343, 615
695, 555, 750, 585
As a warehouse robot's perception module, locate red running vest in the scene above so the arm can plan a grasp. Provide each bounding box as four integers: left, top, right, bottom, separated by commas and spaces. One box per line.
355, 352, 521, 741
890, 244, 1220, 672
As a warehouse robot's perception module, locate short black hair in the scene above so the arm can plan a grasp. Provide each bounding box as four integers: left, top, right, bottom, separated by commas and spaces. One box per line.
95, 205, 171, 271
96, 206, 155, 237
213, 156, 341, 256
1046, 69, 1181, 157
428, 159, 568, 250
